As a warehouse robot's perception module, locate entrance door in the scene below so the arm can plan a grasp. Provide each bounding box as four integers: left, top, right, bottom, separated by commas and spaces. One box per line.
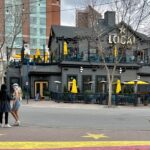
35, 81, 48, 99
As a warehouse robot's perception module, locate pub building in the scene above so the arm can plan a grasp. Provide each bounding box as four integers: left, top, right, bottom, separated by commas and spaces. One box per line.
6, 11, 150, 102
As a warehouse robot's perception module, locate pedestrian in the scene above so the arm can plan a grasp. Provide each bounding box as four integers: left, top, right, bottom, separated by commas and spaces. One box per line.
11, 83, 22, 126
0, 84, 11, 128
35, 90, 40, 101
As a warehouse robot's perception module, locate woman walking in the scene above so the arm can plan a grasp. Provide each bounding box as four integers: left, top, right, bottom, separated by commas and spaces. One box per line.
0, 84, 11, 128
11, 83, 22, 126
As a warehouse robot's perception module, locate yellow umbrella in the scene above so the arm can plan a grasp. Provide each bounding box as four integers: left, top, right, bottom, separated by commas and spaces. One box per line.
71, 79, 78, 94
124, 80, 149, 85
116, 79, 121, 94
63, 41, 68, 55
45, 51, 49, 63
35, 49, 41, 58
113, 45, 118, 57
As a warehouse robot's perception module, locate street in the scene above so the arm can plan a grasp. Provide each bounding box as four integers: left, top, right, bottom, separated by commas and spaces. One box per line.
1, 100, 150, 149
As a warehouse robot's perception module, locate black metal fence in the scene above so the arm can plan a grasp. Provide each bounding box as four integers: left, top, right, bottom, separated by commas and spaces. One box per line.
50, 92, 150, 106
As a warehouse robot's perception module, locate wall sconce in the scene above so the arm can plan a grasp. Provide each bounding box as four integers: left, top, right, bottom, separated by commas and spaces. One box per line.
80, 66, 83, 73
119, 67, 122, 74
137, 75, 140, 80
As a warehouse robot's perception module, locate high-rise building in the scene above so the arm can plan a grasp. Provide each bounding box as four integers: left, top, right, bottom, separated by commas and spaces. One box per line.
76, 5, 102, 28
0, 0, 60, 52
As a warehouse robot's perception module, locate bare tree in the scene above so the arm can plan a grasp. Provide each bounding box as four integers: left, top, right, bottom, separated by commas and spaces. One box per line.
76, 0, 150, 106
0, 1, 29, 84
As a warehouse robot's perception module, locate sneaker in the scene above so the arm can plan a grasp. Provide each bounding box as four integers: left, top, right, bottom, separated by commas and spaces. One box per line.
0, 123, 3, 128
17, 120, 20, 126
4, 124, 11, 128
13, 121, 20, 126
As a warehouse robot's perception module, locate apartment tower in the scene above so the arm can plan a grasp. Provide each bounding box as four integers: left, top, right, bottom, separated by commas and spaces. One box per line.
0, 0, 60, 51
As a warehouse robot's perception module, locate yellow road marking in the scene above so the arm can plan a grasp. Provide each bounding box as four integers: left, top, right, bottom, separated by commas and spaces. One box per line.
0, 141, 150, 149
82, 133, 108, 140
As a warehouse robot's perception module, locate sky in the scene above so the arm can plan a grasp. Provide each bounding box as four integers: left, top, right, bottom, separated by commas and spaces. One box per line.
60, 0, 150, 36
61, 0, 82, 26
61, 0, 113, 26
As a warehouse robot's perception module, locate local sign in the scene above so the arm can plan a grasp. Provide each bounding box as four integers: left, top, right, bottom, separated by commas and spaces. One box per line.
108, 26, 136, 45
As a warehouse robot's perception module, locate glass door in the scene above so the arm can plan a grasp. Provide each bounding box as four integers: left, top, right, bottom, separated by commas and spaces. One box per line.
35, 81, 48, 99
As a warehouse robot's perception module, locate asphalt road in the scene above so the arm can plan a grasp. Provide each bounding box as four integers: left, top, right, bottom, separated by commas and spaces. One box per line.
0, 101, 150, 141
1, 100, 150, 141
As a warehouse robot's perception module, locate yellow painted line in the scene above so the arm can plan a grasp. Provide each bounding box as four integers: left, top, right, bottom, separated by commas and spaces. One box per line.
0, 141, 150, 149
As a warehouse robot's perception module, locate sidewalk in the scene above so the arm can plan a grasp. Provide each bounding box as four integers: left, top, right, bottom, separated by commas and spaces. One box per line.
21, 99, 150, 109
21, 99, 103, 109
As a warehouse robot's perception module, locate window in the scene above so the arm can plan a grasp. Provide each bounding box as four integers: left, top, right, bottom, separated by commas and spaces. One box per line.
96, 76, 107, 93
30, 38, 37, 47
82, 75, 92, 92
30, 28, 37, 35
30, 17, 37, 24
40, 28, 46, 35
40, 7, 45, 13
30, 5, 37, 13
40, 18, 46, 25
40, 39, 46, 47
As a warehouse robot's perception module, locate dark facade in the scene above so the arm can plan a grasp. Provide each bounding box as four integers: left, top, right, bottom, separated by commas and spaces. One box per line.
6, 11, 150, 99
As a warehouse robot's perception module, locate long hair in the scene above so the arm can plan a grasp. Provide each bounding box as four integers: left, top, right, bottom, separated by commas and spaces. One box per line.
1, 84, 7, 92
0, 84, 8, 101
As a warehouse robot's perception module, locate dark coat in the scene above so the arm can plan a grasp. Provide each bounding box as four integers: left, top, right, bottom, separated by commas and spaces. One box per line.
0, 85, 11, 112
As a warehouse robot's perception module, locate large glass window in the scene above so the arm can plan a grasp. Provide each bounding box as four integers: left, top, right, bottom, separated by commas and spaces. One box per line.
82, 75, 92, 92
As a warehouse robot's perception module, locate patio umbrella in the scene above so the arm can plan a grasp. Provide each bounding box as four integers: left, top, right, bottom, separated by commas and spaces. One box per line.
124, 80, 149, 85
71, 79, 78, 94
35, 49, 41, 58
45, 51, 49, 63
116, 79, 121, 94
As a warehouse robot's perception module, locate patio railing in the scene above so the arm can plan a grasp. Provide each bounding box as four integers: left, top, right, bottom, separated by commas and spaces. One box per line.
50, 92, 150, 106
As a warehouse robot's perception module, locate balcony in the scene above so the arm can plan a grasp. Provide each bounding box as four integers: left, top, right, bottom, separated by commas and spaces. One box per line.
60, 53, 142, 64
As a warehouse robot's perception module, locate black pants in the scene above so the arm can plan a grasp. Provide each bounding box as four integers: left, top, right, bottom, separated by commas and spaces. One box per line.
0, 112, 9, 124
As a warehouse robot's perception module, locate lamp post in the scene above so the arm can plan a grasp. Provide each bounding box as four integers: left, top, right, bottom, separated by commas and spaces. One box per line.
100, 80, 106, 94
26, 61, 29, 104
54, 81, 61, 92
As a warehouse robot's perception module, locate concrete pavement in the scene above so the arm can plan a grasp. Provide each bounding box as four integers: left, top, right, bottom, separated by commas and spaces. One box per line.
22, 99, 150, 109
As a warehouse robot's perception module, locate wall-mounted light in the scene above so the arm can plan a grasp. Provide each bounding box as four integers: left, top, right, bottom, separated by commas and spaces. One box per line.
80, 66, 83, 73
137, 75, 140, 80
119, 67, 122, 74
